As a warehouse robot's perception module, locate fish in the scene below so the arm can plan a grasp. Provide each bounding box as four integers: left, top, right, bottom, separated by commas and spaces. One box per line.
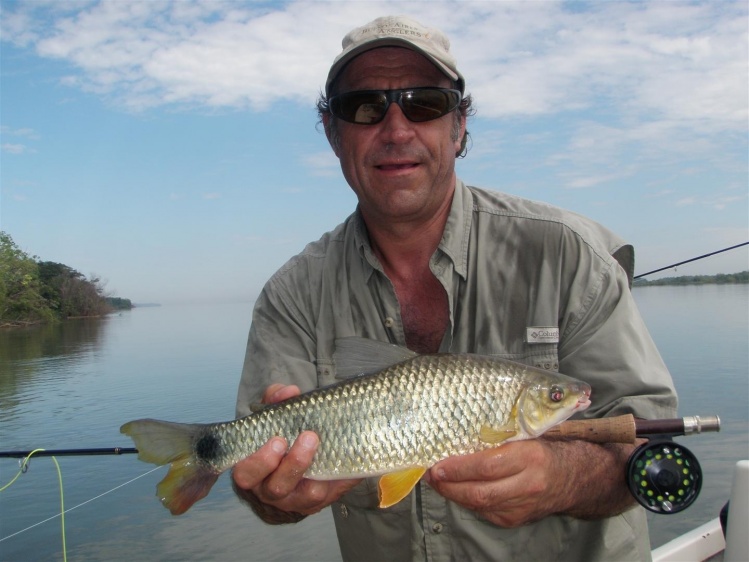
120, 337, 591, 515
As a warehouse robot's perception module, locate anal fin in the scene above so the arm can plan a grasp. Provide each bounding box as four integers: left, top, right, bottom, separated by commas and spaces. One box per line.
378, 467, 426, 508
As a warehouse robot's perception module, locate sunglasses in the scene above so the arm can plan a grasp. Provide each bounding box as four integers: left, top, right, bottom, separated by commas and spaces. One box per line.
328, 87, 462, 124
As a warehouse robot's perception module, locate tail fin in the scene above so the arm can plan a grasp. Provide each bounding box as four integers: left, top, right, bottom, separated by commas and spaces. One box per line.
120, 419, 220, 515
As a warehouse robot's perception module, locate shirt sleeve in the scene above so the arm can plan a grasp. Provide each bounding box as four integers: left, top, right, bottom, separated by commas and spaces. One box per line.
235, 273, 319, 418
558, 253, 678, 420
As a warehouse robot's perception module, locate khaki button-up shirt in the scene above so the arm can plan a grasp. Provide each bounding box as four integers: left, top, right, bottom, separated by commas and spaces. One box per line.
237, 180, 677, 561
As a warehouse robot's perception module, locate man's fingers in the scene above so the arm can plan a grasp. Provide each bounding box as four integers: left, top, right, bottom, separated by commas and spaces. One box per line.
261, 431, 319, 500
232, 437, 287, 489
263, 384, 301, 404
430, 441, 546, 483
430, 446, 510, 483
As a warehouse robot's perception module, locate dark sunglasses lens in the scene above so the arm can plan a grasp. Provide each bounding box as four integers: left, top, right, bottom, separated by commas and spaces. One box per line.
402, 90, 459, 122
330, 89, 461, 124
332, 92, 387, 124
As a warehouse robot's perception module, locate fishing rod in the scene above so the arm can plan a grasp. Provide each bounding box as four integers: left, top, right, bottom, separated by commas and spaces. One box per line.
634, 241, 749, 279
0, 447, 137, 459
0, 414, 719, 459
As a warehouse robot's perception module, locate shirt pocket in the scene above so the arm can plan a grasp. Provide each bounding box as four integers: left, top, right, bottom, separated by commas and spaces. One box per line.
490, 343, 560, 372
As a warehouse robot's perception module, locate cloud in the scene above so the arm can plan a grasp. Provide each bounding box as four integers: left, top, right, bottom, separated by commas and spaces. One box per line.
674, 192, 748, 210
0, 126, 40, 154
2, 0, 370, 111
1, 0, 745, 199
1, 143, 29, 154
676, 197, 698, 206
1, 0, 744, 130
0, 125, 40, 139
563, 170, 635, 190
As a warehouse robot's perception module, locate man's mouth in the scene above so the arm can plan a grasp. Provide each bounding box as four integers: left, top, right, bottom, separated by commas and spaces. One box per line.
376, 162, 418, 172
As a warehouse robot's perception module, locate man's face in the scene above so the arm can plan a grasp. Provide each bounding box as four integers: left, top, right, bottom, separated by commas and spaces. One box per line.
326, 47, 465, 228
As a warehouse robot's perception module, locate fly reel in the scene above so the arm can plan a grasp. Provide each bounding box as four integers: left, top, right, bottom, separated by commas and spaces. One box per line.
545, 413, 718, 514
626, 439, 702, 514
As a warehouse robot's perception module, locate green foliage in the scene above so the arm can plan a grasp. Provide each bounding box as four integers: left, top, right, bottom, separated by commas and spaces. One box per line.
106, 297, 133, 310
633, 271, 749, 286
37, 261, 113, 318
0, 232, 55, 324
1, 231, 130, 326
38, 261, 80, 316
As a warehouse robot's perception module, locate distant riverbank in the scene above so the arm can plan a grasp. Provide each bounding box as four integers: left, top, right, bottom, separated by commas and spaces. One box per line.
1, 231, 133, 328
633, 271, 748, 287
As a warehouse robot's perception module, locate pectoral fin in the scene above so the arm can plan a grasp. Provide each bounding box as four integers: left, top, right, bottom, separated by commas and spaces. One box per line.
378, 467, 427, 508
479, 423, 517, 444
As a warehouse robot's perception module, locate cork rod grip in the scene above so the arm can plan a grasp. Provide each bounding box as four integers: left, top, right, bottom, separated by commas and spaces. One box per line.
544, 414, 637, 444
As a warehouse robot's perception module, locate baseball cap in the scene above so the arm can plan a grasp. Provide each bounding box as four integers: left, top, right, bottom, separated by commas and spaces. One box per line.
326, 15, 465, 96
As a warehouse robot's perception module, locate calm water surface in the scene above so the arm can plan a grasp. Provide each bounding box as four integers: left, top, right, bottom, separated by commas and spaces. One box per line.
0, 286, 747, 561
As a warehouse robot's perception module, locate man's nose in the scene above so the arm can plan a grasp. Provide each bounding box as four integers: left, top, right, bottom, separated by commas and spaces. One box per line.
377, 102, 416, 143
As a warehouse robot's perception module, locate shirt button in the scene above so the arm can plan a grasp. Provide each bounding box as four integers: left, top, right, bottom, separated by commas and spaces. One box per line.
384, 317, 395, 328
432, 522, 443, 534
339, 504, 349, 518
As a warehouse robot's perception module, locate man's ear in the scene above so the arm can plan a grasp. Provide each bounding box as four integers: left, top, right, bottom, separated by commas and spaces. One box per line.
454, 115, 467, 156
322, 114, 340, 157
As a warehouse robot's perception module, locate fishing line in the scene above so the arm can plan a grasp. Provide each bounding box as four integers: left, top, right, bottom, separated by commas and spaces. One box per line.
0, 448, 46, 491
0, 449, 66, 561
0, 459, 162, 545
51, 455, 67, 562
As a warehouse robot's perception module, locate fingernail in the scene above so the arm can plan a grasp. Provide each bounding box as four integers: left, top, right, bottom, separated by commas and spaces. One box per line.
271, 438, 286, 454
299, 433, 318, 450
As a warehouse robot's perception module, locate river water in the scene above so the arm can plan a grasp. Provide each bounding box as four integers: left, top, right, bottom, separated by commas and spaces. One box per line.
0, 285, 747, 561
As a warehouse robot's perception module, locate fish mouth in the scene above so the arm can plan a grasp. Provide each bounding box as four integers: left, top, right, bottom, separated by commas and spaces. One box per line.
575, 386, 592, 411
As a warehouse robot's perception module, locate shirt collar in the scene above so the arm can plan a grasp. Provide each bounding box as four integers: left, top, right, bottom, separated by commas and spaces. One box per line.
352, 207, 379, 283
352, 179, 473, 280
438, 178, 472, 279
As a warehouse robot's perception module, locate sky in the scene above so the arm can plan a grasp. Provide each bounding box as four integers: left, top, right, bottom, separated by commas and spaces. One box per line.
1, 0, 747, 304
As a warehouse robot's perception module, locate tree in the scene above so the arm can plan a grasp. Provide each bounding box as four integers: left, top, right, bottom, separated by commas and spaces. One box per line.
0, 232, 55, 324
37, 261, 112, 318
38, 261, 79, 315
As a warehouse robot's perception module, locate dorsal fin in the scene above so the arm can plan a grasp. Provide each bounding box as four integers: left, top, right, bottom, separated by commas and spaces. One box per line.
333, 337, 417, 379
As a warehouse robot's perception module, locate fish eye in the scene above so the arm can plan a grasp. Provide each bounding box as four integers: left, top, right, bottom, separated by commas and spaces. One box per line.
549, 385, 564, 402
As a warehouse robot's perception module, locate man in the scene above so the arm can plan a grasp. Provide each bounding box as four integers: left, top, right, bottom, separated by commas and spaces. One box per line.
232, 15, 677, 561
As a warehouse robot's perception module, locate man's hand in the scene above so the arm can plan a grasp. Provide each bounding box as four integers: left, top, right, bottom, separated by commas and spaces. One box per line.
425, 438, 636, 527
231, 384, 361, 522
